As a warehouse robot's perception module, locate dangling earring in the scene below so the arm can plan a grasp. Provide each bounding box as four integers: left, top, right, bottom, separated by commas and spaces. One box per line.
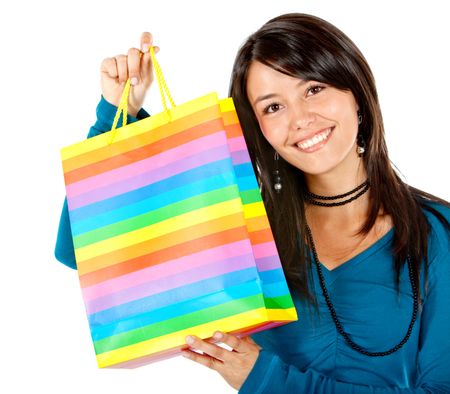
356, 132, 366, 157
357, 111, 363, 125
273, 151, 282, 193
356, 111, 365, 157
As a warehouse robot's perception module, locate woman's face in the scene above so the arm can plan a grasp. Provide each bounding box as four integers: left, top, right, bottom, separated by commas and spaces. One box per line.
246, 61, 360, 176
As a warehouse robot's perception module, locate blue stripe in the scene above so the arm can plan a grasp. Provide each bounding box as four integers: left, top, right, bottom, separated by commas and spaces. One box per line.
91, 280, 263, 341
236, 176, 259, 191
71, 171, 237, 236
88, 267, 260, 327
69, 158, 236, 223
262, 281, 290, 298
259, 268, 286, 284
234, 163, 254, 178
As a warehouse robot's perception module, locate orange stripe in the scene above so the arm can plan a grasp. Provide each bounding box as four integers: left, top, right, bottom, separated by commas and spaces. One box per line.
222, 110, 239, 126
249, 228, 273, 245
246, 215, 271, 232
76, 212, 247, 275
62, 105, 222, 173
224, 123, 244, 139
64, 117, 225, 185
79, 225, 249, 287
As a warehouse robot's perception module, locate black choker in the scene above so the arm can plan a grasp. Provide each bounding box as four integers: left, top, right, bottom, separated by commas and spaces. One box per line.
306, 180, 370, 207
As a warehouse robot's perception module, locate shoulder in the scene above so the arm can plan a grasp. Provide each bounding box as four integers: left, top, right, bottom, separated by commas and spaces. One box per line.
420, 200, 450, 263
421, 200, 450, 235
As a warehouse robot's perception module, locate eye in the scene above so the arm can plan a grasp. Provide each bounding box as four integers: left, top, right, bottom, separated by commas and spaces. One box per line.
306, 84, 325, 96
263, 103, 282, 114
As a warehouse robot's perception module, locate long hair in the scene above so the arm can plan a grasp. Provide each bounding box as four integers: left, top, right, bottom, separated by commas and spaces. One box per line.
229, 13, 449, 302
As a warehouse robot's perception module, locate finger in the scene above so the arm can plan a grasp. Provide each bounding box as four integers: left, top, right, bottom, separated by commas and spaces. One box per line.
185, 335, 230, 362
140, 32, 160, 54
140, 50, 152, 82
213, 331, 249, 353
140, 32, 152, 53
100, 57, 118, 79
181, 348, 223, 371
140, 33, 158, 82
115, 55, 128, 83
127, 47, 141, 85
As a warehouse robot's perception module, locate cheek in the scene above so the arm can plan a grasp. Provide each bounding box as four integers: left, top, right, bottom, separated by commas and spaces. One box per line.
326, 100, 359, 138
258, 117, 287, 146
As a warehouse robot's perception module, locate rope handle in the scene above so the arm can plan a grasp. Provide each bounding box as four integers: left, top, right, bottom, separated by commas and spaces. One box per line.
109, 46, 175, 144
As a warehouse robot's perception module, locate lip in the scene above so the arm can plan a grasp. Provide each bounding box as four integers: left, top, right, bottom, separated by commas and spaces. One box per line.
293, 126, 334, 153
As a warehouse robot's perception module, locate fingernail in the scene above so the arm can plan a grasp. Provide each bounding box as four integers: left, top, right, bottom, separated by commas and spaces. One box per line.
186, 336, 194, 345
142, 43, 149, 53
213, 332, 223, 340
130, 77, 139, 86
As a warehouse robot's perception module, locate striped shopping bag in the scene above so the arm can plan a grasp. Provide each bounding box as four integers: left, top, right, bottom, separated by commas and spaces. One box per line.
60, 47, 297, 368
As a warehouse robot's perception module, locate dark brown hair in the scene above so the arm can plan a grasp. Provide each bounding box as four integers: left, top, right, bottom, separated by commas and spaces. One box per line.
229, 13, 449, 302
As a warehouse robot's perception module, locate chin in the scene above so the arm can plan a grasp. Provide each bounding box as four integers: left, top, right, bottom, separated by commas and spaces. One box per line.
293, 160, 338, 176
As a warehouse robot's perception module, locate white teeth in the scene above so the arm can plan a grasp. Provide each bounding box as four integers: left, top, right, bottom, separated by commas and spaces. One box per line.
297, 128, 331, 150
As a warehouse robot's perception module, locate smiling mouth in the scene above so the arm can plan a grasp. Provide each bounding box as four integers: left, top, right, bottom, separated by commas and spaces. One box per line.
296, 127, 334, 152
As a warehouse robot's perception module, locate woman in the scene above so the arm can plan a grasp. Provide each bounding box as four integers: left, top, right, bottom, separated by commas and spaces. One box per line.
55, 13, 450, 393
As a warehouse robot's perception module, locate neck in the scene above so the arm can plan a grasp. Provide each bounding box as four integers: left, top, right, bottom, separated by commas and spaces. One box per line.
304, 164, 369, 224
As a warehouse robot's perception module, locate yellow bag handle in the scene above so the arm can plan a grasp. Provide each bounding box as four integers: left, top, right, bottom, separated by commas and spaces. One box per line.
109, 46, 176, 144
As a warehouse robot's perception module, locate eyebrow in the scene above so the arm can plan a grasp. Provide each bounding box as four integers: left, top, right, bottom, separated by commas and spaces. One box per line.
252, 80, 309, 106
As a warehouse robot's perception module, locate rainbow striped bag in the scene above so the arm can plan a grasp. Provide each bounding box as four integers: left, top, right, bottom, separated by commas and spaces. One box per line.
60, 48, 297, 368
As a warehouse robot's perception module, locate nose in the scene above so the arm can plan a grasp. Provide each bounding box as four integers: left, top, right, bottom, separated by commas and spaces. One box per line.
289, 103, 315, 130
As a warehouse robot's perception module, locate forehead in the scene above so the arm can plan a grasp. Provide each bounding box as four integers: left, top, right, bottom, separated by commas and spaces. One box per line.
247, 62, 305, 95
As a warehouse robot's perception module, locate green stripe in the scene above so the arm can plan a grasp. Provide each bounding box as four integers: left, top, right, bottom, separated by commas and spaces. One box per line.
240, 189, 262, 204
94, 294, 265, 354
73, 185, 241, 248
264, 294, 295, 309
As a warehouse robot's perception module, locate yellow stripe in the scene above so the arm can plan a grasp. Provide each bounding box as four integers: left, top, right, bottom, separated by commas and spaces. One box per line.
96, 307, 298, 368
243, 201, 267, 219
62, 106, 223, 173
61, 92, 221, 160
75, 198, 244, 263
265, 307, 298, 321
219, 97, 235, 112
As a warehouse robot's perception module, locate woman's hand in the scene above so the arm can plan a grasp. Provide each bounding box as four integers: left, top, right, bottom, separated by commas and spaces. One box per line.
182, 331, 262, 391
100, 32, 159, 117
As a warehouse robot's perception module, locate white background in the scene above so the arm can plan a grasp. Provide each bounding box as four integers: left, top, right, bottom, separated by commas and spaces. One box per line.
1, 0, 449, 393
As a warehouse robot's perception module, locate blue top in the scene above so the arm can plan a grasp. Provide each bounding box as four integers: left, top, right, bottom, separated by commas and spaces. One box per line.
55, 97, 450, 393
240, 207, 450, 393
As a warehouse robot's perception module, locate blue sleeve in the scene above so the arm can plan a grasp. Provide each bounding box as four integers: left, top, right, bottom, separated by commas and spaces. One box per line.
240, 211, 450, 393
54, 96, 150, 269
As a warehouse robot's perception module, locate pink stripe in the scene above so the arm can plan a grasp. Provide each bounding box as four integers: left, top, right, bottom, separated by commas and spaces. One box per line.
228, 136, 246, 152
231, 150, 251, 165
85, 253, 255, 314
68, 143, 230, 210
253, 241, 279, 259
82, 240, 253, 302
66, 132, 227, 198
255, 255, 282, 271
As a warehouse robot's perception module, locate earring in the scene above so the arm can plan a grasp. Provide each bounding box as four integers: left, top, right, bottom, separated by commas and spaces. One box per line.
357, 111, 363, 125
273, 151, 282, 193
356, 132, 366, 157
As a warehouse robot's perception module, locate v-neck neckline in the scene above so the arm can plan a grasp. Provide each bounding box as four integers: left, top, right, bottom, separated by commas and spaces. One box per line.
312, 227, 394, 280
